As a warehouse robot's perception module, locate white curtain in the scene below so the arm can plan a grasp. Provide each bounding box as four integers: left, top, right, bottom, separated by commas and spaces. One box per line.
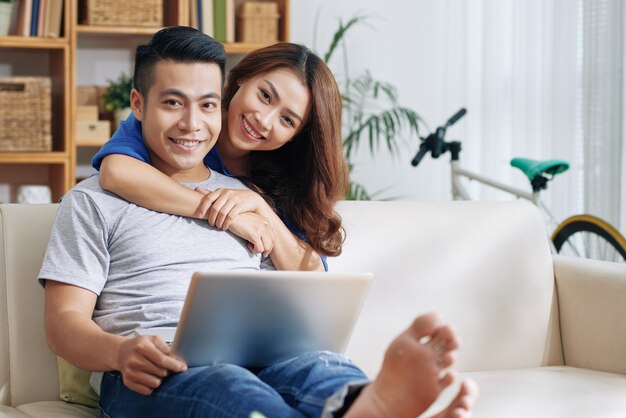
581, 0, 623, 229
457, 0, 624, 231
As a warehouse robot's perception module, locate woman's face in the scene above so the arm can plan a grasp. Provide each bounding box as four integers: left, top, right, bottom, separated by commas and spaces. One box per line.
226, 68, 311, 152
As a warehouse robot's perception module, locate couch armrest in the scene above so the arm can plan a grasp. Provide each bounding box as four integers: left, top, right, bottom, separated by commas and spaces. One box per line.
554, 255, 626, 374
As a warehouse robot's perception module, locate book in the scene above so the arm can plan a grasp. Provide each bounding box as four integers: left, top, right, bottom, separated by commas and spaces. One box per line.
45, 0, 63, 38
36, 0, 46, 37
225, 0, 234, 42
30, 0, 39, 36
196, 0, 202, 32
213, 0, 226, 42
201, 0, 214, 37
189, 0, 198, 30
18, 0, 32, 36
8, 0, 23, 35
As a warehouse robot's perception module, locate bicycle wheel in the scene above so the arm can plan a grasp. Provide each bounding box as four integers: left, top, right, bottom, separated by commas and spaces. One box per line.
552, 214, 626, 263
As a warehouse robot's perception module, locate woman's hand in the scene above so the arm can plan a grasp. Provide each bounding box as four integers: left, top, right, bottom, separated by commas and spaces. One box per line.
193, 188, 269, 229
226, 212, 275, 257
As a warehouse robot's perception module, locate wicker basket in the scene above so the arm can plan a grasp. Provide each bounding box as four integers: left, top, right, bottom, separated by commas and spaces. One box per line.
78, 0, 163, 27
0, 77, 52, 152
237, 2, 280, 43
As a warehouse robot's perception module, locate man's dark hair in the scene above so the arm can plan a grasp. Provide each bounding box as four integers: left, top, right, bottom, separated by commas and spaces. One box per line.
133, 26, 226, 95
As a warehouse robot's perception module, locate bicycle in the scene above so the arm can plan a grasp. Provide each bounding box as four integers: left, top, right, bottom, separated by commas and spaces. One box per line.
410, 108, 626, 263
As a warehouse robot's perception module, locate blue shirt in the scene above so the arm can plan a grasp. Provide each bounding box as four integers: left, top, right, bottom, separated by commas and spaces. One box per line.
92, 114, 328, 271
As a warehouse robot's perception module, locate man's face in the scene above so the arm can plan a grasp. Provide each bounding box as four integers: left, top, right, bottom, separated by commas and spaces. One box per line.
131, 60, 222, 182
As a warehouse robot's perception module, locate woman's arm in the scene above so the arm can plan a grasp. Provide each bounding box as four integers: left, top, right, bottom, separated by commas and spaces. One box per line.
198, 189, 325, 272
100, 154, 206, 218
263, 209, 325, 271
101, 155, 324, 271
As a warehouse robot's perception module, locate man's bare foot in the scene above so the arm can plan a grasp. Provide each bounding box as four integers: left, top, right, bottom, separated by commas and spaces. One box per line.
344, 313, 462, 418
430, 379, 478, 418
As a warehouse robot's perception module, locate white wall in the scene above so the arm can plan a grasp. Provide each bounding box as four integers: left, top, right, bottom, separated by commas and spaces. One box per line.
74, 1, 595, 210
73, 1, 468, 201
291, 0, 468, 201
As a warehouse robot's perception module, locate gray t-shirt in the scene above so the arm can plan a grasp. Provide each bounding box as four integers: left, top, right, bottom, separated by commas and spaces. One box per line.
39, 171, 273, 336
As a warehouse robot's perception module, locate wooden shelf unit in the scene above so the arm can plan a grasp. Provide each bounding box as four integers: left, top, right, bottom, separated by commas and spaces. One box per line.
0, 0, 290, 201
0, 0, 72, 203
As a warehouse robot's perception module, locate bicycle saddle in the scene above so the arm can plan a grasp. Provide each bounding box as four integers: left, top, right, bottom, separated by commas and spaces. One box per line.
510, 158, 570, 182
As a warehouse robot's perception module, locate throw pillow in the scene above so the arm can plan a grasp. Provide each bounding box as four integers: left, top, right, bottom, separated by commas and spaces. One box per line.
57, 357, 99, 408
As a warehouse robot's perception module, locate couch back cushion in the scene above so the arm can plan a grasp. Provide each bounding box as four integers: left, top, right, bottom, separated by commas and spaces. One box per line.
0, 204, 60, 406
333, 200, 563, 377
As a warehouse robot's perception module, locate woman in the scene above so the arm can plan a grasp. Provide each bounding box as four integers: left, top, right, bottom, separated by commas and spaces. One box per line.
93, 42, 348, 272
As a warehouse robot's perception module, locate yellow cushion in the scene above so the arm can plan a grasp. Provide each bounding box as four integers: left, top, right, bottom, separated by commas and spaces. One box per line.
57, 357, 99, 408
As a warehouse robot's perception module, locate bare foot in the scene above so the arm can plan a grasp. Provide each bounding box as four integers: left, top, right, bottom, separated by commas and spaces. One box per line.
430, 379, 479, 418
345, 313, 461, 418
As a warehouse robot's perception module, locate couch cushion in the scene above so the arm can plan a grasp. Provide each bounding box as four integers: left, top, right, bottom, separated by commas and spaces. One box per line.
16, 401, 98, 418
461, 366, 626, 417
334, 201, 563, 377
0, 405, 29, 417
554, 255, 626, 374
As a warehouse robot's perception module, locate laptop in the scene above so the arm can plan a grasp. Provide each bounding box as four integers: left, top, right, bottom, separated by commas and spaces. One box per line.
135, 270, 373, 367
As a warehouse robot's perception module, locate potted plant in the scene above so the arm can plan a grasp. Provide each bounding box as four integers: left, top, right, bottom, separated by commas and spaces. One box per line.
101, 73, 133, 129
0, 0, 15, 36
322, 15, 424, 200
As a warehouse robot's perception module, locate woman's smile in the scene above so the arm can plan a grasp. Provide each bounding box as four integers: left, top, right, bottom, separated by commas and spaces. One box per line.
241, 116, 266, 141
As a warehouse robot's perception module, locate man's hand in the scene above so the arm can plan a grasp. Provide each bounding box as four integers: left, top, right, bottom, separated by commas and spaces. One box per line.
116, 335, 187, 395
227, 212, 275, 257
193, 188, 268, 229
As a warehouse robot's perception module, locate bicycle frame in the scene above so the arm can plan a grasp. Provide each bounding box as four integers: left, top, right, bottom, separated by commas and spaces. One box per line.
412, 108, 624, 261
450, 160, 561, 233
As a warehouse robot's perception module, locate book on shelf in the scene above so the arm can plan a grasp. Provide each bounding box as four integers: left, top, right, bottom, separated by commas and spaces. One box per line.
213, 0, 234, 42
8, 0, 22, 35
7, 0, 62, 38
225, 0, 234, 42
189, 0, 197, 30
45, 0, 63, 38
36, 0, 45, 36
201, 0, 214, 37
16, 0, 33, 36
195, 0, 202, 33
30, 0, 39, 36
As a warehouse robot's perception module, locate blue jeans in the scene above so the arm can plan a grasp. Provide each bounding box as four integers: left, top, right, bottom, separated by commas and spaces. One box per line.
98, 351, 369, 418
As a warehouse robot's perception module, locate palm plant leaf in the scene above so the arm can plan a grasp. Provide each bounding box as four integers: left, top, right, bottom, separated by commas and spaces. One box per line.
345, 182, 372, 201
343, 107, 423, 158
323, 15, 367, 63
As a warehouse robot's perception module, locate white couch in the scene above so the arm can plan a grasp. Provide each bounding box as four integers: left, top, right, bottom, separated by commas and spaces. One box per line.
1, 201, 626, 417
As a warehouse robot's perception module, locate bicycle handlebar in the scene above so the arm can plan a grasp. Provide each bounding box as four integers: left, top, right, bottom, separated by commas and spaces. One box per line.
411, 108, 467, 167
411, 143, 429, 167
445, 108, 467, 128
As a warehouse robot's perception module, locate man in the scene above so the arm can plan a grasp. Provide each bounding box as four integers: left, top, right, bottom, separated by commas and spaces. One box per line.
40, 27, 476, 417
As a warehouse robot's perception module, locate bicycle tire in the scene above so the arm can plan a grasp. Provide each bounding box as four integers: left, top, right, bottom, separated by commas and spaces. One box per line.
552, 214, 626, 263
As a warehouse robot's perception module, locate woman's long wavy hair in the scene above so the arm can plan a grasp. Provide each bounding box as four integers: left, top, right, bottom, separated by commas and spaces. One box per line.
224, 43, 349, 257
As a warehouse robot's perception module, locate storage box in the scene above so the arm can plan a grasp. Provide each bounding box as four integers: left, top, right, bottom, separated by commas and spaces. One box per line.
78, 0, 163, 27
0, 77, 52, 152
76, 120, 111, 144
77, 105, 99, 121
77, 86, 101, 106
237, 1, 280, 43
